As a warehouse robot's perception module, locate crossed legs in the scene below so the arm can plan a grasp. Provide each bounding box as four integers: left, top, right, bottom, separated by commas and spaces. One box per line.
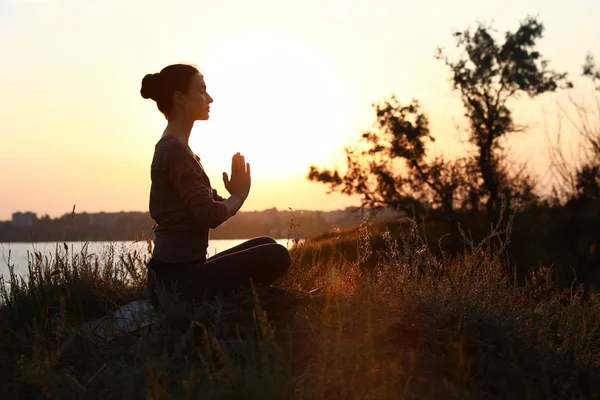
148, 236, 291, 304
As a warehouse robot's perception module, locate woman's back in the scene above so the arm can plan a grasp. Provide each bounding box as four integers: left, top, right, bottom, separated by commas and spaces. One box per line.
150, 136, 228, 263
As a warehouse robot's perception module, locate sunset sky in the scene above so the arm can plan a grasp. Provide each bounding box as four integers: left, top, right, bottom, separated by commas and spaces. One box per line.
0, 0, 598, 220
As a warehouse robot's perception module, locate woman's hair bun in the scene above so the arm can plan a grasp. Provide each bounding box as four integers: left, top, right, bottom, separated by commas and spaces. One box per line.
140, 73, 162, 100
140, 64, 199, 118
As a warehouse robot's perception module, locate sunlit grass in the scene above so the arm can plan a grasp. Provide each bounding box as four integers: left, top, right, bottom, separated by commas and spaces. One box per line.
1, 216, 599, 399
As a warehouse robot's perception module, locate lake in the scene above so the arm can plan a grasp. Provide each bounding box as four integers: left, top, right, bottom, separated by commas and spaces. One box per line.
0, 238, 293, 279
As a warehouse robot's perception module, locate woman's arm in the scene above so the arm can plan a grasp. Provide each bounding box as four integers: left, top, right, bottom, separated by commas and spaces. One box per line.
166, 142, 230, 229
223, 193, 246, 219
212, 188, 226, 202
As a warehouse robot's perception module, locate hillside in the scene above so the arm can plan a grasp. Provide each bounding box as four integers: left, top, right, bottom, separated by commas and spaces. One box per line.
1, 216, 598, 399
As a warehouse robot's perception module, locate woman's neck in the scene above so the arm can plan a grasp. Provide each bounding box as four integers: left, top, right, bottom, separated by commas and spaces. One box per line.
162, 117, 195, 145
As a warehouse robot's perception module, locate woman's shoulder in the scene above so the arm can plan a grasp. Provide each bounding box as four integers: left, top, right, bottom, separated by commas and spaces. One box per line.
154, 136, 199, 167
156, 135, 185, 149
151, 137, 181, 167
155, 136, 193, 157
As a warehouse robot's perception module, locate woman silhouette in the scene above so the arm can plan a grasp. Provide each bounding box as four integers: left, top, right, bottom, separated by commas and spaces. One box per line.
141, 63, 291, 306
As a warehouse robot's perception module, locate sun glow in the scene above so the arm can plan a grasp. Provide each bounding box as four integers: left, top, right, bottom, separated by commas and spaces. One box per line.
188, 32, 353, 180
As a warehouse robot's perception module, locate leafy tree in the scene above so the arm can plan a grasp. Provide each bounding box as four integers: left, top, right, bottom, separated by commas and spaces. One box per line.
574, 164, 600, 201
549, 53, 600, 204
583, 53, 600, 91
575, 55, 600, 202
308, 97, 481, 253
436, 16, 571, 226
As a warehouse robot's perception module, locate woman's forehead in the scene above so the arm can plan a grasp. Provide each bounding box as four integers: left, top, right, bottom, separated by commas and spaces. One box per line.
193, 73, 206, 87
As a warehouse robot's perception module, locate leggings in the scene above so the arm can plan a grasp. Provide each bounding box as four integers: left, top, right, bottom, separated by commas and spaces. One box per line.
146, 236, 291, 305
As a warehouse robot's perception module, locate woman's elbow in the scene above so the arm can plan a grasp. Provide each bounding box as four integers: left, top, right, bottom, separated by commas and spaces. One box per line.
208, 204, 230, 229
208, 218, 226, 229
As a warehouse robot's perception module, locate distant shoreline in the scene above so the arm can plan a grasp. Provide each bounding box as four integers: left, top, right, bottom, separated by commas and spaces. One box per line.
1, 207, 395, 244
0, 237, 290, 245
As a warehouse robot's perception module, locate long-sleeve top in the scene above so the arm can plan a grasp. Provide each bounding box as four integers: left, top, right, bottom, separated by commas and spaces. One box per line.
149, 136, 229, 263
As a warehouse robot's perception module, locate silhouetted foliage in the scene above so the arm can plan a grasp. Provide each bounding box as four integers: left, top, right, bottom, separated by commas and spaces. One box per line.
575, 164, 600, 201
572, 54, 600, 202
310, 16, 567, 232
308, 97, 480, 220
307, 97, 491, 254
436, 16, 571, 226
549, 53, 600, 204
583, 53, 600, 91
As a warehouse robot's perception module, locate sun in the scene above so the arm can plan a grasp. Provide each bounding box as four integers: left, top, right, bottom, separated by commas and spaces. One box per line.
189, 31, 352, 181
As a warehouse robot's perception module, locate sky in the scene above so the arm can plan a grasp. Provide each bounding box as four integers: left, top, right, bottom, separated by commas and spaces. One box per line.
0, 0, 598, 220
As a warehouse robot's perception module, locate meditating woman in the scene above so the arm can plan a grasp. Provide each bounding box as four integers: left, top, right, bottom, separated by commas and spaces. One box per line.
141, 63, 291, 306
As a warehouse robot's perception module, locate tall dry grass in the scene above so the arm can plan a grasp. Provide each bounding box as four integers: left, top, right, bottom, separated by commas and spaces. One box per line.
1, 215, 599, 399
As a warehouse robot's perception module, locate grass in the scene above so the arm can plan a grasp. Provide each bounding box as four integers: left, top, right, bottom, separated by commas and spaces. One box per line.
1, 217, 599, 399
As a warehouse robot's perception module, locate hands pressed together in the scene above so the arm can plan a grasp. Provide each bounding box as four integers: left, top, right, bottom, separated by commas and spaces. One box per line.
223, 152, 251, 199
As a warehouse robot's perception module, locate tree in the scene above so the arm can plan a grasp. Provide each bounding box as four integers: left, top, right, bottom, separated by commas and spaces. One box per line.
577, 54, 600, 203
549, 53, 600, 204
437, 16, 571, 226
308, 97, 480, 251
583, 53, 600, 91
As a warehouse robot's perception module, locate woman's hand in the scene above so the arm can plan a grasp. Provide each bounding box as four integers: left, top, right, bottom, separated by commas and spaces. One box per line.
223, 152, 251, 199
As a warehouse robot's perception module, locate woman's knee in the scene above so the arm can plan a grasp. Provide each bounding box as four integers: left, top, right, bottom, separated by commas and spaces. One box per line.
272, 244, 291, 272
253, 236, 277, 245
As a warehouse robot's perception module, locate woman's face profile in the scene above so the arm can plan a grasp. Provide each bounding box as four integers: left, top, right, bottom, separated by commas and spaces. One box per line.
178, 73, 213, 121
